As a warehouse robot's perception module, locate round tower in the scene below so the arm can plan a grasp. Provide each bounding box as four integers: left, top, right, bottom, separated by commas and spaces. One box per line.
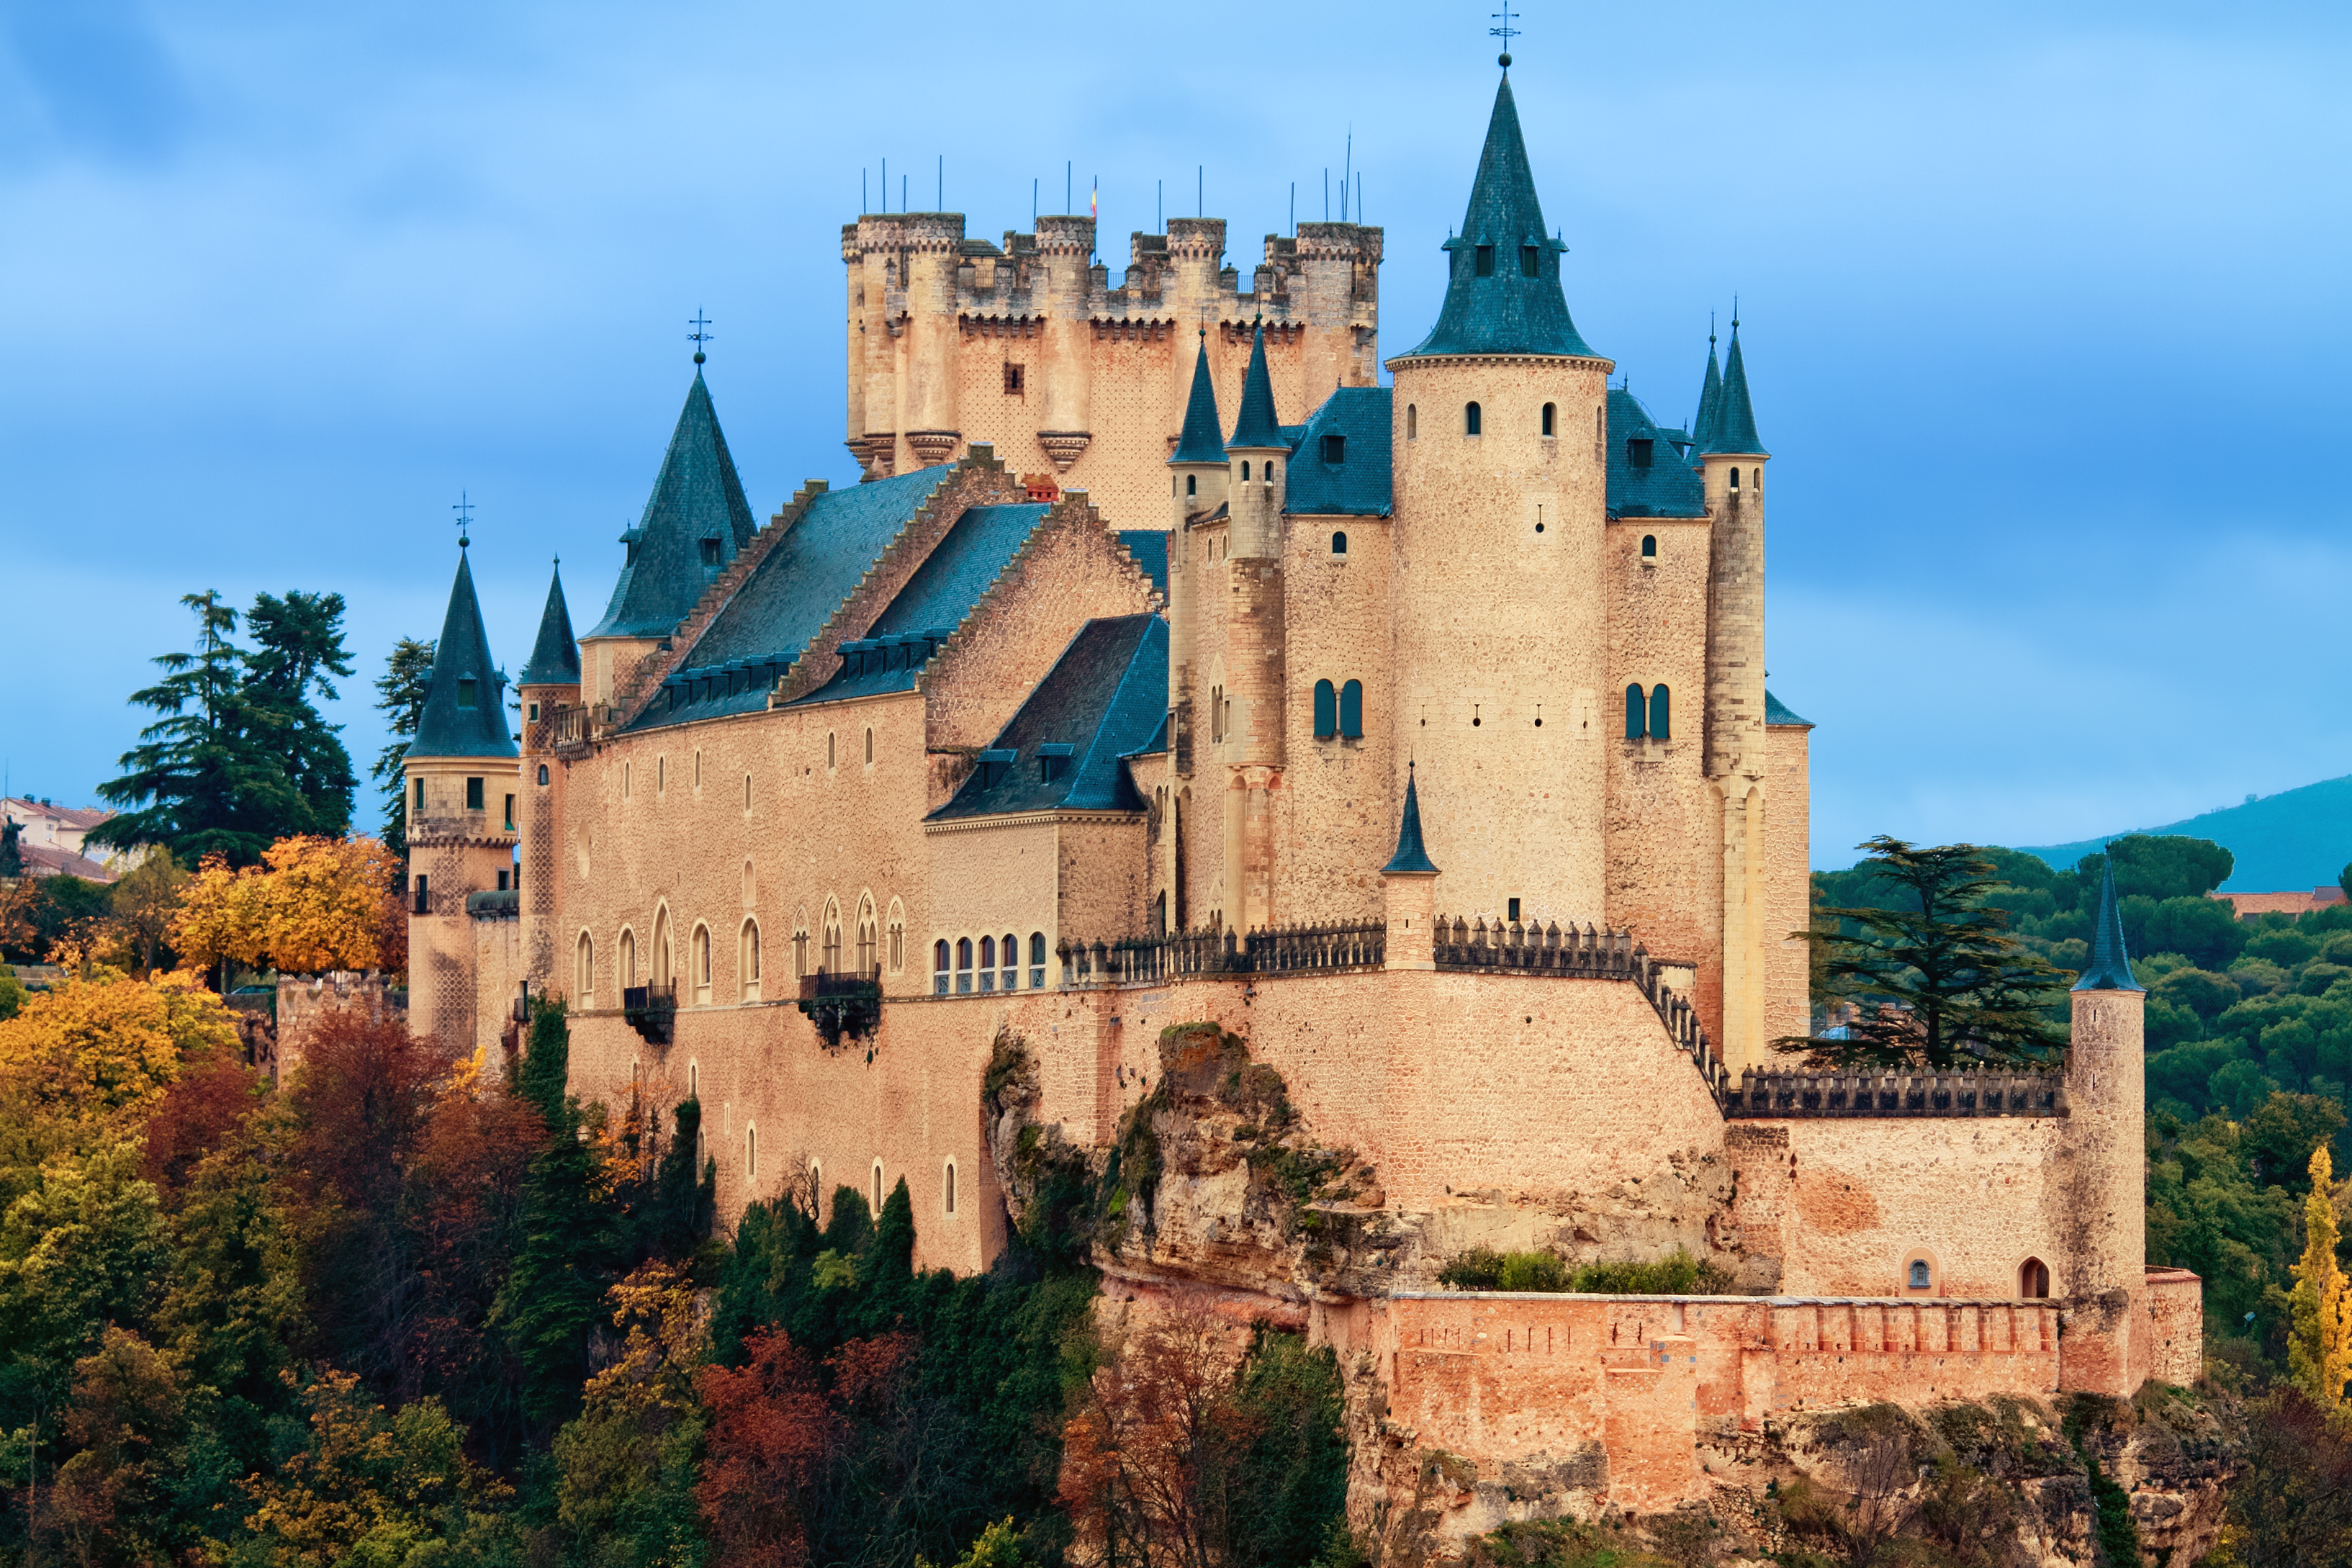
898, 211, 967, 469
1386, 66, 1613, 929
1222, 324, 1289, 932
2061, 856, 2150, 1395
515, 559, 580, 998
1035, 214, 1096, 473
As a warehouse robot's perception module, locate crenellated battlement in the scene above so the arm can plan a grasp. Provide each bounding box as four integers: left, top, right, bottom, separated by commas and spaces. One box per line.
1725, 1065, 2068, 1119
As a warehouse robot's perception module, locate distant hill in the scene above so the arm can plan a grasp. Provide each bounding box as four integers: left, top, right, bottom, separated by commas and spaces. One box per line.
2017, 774, 2352, 892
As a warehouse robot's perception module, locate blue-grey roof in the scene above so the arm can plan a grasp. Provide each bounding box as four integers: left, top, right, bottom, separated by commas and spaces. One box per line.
1381, 766, 1438, 875
1286, 387, 1394, 517
585, 371, 762, 640
410, 549, 518, 760
2073, 855, 2145, 993
1228, 325, 1285, 450
1171, 337, 1227, 464
1117, 529, 1169, 598
1399, 76, 1597, 361
1690, 338, 1723, 453
1703, 325, 1766, 456
929, 615, 1166, 821
518, 562, 580, 686
1123, 708, 1170, 759
1764, 690, 1812, 728
1605, 388, 1706, 520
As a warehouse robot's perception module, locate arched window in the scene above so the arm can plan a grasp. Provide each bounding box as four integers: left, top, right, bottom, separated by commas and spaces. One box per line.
1650, 684, 1672, 742
621, 929, 637, 988
945, 1160, 957, 1216
740, 920, 762, 1001
2020, 1258, 2050, 1299
888, 900, 906, 972
652, 909, 672, 987
821, 901, 842, 973
865, 727, 874, 765
1729, 467, 1741, 489
1330, 530, 1347, 556
956, 937, 973, 993
1464, 402, 1482, 436
746, 1125, 757, 1182
793, 909, 810, 978
744, 774, 752, 810
1313, 679, 1338, 740
538, 764, 549, 785
1541, 402, 1556, 436
1754, 467, 1763, 495
857, 896, 877, 975
933, 939, 950, 996
1908, 1258, 1930, 1290
1001, 932, 1017, 990
1593, 403, 1605, 463
576, 932, 594, 1006
1029, 932, 1047, 989
693, 749, 702, 788
1624, 685, 1646, 739
1339, 680, 1364, 739
1186, 474, 1197, 496
978, 935, 996, 992
1405, 404, 1418, 440
1641, 534, 1657, 559
692, 924, 712, 1002
872, 1161, 885, 1215
1240, 460, 1251, 481
827, 731, 837, 769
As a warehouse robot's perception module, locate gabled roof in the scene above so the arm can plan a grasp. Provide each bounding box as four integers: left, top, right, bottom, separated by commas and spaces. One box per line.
1381, 765, 1438, 875
1171, 336, 1227, 464
1286, 387, 1394, 517
1702, 324, 1767, 456
1228, 324, 1285, 450
411, 549, 517, 760
1399, 74, 1597, 361
518, 561, 580, 686
585, 370, 762, 641
2073, 854, 2145, 993
1763, 690, 1813, 729
1605, 388, 1706, 520
929, 615, 1166, 821
1116, 529, 1170, 598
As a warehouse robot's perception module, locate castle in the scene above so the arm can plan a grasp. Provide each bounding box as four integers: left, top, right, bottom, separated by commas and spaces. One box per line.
401, 64, 2198, 1536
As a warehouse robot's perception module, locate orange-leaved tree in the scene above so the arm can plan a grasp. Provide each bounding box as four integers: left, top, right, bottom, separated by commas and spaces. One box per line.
171, 853, 269, 982
695, 1327, 841, 1568
170, 835, 400, 981
0, 966, 237, 1119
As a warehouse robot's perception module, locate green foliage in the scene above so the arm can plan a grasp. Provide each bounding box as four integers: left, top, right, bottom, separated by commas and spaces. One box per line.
372, 636, 437, 861
2078, 835, 2235, 903
1790, 836, 2070, 1068
1465, 1516, 1661, 1567
1222, 1326, 1351, 1568
241, 589, 359, 846
1437, 1245, 1727, 1295
0, 967, 24, 1022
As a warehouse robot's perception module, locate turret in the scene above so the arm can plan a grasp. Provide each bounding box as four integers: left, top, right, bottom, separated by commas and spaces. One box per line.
1384, 65, 1613, 929
1220, 324, 1289, 931
1380, 765, 1441, 970
2062, 854, 2150, 1394
898, 212, 967, 469
404, 538, 520, 1049
1035, 214, 1096, 472
515, 560, 580, 994
1168, 335, 1227, 791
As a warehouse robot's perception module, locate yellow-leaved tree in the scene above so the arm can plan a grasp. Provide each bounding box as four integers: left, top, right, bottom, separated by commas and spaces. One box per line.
0, 967, 238, 1119
170, 837, 400, 981
171, 854, 269, 981
2288, 1143, 2352, 1410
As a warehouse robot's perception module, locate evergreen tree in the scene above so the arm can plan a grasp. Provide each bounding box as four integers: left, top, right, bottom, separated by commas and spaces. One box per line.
1784, 836, 2070, 1069
91, 593, 303, 868
0, 816, 20, 878
371, 637, 436, 861
243, 590, 356, 838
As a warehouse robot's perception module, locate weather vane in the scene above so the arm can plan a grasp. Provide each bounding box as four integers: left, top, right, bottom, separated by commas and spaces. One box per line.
688, 309, 714, 365
1490, 0, 1519, 66
453, 490, 474, 549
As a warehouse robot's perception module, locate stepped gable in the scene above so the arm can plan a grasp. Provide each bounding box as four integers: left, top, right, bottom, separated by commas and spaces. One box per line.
585, 369, 762, 641
1605, 387, 1706, 519
1399, 71, 1598, 361
789, 502, 1053, 706
518, 561, 580, 686
1114, 529, 1169, 598
928, 614, 1167, 820
410, 547, 516, 760
1286, 387, 1393, 516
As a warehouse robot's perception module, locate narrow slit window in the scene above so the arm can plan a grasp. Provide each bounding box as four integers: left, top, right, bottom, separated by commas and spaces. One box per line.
1313, 679, 1337, 739
1730, 467, 1742, 489
1004, 363, 1024, 395
1240, 460, 1251, 481
1624, 684, 1646, 739
865, 727, 874, 765
1464, 402, 1482, 436
1339, 679, 1364, 739
1186, 474, 1197, 496
1405, 404, 1417, 440
1541, 402, 1555, 437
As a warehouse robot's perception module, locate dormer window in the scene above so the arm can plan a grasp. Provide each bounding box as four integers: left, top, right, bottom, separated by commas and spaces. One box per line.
1627, 438, 1654, 469
1037, 742, 1074, 783
700, 538, 721, 568
456, 678, 477, 708
1520, 245, 1539, 277
1322, 433, 1346, 464
1474, 244, 1495, 276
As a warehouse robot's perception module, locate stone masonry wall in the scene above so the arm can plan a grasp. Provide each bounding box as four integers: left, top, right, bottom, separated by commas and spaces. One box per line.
1762, 721, 1811, 1045
1274, 511, 1396, 925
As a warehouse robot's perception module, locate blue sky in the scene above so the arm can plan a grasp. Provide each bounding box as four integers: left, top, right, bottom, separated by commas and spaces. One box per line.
2, 0, 2347, 868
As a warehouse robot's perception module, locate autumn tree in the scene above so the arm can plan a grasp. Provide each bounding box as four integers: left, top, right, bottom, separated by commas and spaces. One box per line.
171, 852, 269, 986
44, 1326, 207, 1568
2288, 1143, 2352, 1409
170, 835, 400, 981
0, 966, 237, 1122
107, 850, 188, 976
695, 1327, 841, 1568
552, 1261, 711, 1565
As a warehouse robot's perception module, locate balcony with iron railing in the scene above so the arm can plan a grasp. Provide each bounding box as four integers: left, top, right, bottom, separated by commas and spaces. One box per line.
797, 966, 882, 1051
622, 981, 675, 1045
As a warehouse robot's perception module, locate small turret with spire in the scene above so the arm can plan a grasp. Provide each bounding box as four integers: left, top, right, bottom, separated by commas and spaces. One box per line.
1382, 764, 1441, 970
2060, 845, 2150, 1394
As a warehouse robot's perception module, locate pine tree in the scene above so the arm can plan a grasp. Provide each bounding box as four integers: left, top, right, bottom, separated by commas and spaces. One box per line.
91, 592, 305, 867
2288, 1143, 2352, 1410
243, 590, 356, 838
371, 638, 436, 861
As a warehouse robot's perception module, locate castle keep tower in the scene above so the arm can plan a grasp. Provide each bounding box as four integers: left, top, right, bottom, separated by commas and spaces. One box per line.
2062, 857, 2150, 1395
404, 541, 520, 1048
1166, 335, 1230, 928
1222, 326, 1289, 931
1385, 68, 1613, 927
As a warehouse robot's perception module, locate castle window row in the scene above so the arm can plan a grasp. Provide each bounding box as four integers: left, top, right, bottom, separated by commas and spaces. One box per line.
572, 893, 906, 1009
1402, 401, 1601, 448
1623, 683, 1672, 741
1311, 679, 1366, 740
934, 932, 1047, 994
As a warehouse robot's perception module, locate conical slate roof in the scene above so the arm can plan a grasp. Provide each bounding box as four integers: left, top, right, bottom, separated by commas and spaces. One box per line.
2073, 853, 2144, 992
1690, 336, 1724, 452
585, 369, 761, 640
410, 548, 517, 760
1401, 73, 1596, 361
1227, 324, 1284, 450
1381, 765, 1439, 876
1171, 335, 1227, 464
518, 561, 580, 686
1702, 324, 1766, 456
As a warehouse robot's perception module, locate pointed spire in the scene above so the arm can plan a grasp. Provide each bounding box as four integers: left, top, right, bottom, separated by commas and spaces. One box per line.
1690, 325, 1724, 452
1227, 321, 1284, 451
1703, 317, 1767, 456
2073, 852, 2144, 993
584, 371, 761, 640
1400, 75, 1595, 361
518, 559, 581, 686
1381, 763, 1439, 876
1170, 332, 1227, 464
410, 547, 518, 760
